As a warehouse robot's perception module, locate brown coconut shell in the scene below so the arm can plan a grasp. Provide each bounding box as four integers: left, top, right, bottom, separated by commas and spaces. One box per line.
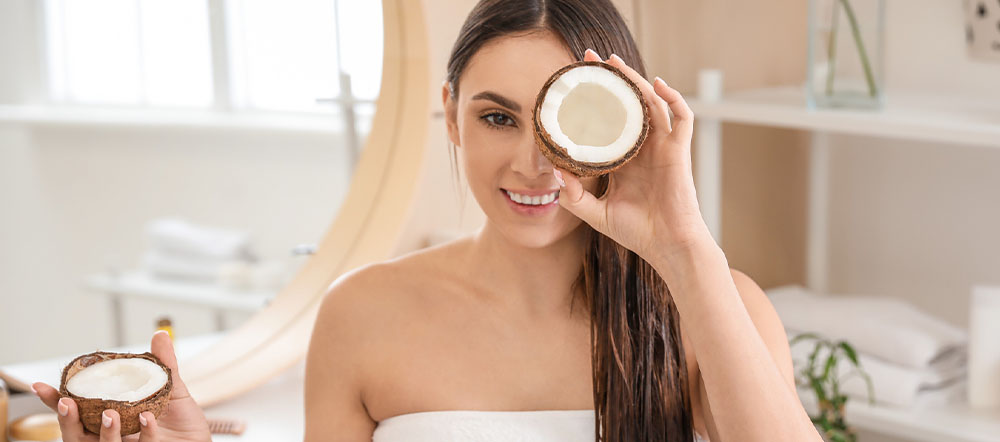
533, 60, 650, 178
59, 351, 172, 436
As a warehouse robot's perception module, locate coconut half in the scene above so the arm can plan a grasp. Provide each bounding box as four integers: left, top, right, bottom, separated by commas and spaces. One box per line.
533, 60, 650, 177
59, 351, 172, 436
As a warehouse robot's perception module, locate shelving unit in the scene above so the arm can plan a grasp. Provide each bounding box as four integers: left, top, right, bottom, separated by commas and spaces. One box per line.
688, 85, 1000, 149
800, 394, 1000, 442
687, 74, 1000, 442
84, 271, 276, 346
687, 79, 1000, 292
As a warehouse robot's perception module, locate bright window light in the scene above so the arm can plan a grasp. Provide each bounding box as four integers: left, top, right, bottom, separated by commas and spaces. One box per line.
45, 0, 212, 107
335, 0, 383, 101
228, 0, 340, 112
42, 0, 382, 113
139, 0, 214, 106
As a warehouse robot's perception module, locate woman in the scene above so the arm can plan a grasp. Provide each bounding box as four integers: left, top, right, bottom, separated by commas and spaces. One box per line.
33, 0, 822, 441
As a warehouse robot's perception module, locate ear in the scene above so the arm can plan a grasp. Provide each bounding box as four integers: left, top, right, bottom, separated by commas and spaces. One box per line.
441, 81, 460, 148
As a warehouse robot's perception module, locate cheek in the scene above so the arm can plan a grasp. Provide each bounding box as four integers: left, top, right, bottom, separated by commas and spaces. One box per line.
460, 127, 517, 180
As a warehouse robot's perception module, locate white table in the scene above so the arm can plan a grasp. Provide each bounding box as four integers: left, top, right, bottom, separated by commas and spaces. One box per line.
84, 271, 276, 346
2, 333, 304, 441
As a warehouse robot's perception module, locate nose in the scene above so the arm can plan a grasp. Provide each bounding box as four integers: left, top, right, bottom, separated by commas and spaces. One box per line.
510, 134, 554, 179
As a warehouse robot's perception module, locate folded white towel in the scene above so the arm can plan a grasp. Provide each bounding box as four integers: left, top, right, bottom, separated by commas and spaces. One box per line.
145, 218, 255, 261
141, 249, 232, 282
911, 377, 968, 410
768, 284, 967, 369
788, 328, 967, 408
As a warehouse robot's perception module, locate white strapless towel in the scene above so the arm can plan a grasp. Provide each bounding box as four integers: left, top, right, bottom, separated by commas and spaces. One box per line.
372, 409, 709, 441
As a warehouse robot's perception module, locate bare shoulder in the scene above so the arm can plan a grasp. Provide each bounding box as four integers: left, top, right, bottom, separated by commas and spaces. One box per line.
308, 236, 474, 381
728, 269, 789, 356
317, 235, 473, 314
304, 262, 398, 440
304, 238, 472, 440
312, 237, 472, 351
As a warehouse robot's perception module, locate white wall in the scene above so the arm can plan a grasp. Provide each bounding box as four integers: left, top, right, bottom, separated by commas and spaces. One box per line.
0, 123, 355, 365
0, 0, 356, 365
824, 0, 1000, 327
0, 0, 43, 104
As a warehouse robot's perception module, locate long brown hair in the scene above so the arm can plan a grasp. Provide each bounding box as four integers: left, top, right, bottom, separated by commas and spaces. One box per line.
444, 1, 694, 441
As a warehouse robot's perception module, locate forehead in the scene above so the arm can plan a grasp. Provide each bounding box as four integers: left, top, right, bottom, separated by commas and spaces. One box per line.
460, 30, 576, 110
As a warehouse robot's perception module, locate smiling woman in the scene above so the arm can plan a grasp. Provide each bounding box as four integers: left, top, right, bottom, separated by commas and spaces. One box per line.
435, 2, 697, 437
18, 0, 823, 441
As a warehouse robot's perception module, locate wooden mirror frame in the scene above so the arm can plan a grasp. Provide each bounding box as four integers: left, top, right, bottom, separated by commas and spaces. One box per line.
182, 0, 428, 406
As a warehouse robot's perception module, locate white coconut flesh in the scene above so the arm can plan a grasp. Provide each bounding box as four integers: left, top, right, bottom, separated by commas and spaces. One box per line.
539, 65, 644, 163
66, 358, 168, 402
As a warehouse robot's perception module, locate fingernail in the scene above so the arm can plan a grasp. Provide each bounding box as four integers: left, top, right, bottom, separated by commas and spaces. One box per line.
139, 413, 148, 427
585, 48, 596, 57
103, 411, 112, 428
30, 384, 38, 396
57, 398, 68, 416
611, 54, 624, 64
654, 76, 667, 88
553, 168, 566, 188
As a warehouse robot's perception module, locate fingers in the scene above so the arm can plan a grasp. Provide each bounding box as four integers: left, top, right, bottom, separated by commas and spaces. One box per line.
583, 49, 693, 144
602, 54, 673, 137
652, 76, 694, 142
55, 397, 96, 441
32, 382, 61, 410
100, 410, 123, 442
150, 330, 191, 400
554, 167, 608, 234
136, 412, 159, 442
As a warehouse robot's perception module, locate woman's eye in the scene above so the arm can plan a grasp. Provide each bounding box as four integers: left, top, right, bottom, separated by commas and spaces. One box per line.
481, 112, 515, 130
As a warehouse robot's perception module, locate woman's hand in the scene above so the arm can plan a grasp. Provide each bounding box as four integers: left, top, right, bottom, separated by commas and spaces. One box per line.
32, 330, 212, 442
554, 48, 716, 263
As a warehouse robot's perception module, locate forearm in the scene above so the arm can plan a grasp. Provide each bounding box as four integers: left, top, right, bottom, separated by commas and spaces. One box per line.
653, 240, 821, 442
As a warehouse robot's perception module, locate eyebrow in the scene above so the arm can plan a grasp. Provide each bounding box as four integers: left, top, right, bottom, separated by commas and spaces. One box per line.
471, 91, 522, 113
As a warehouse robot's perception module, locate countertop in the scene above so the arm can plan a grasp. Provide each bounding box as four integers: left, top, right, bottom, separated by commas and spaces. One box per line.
2, 333, 305, 441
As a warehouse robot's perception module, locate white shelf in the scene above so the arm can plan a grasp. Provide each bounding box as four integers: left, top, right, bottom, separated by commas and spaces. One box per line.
687, 86, 1000, 149
85, 271, 275, 313
0, 104, 348, 134
800, 394, 1000, 442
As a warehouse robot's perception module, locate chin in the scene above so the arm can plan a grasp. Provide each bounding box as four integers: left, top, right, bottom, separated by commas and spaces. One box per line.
494, 214, 583, 250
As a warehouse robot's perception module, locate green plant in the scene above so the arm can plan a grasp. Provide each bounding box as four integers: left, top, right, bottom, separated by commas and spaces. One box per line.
824, 0, 878, 98
790, 332, 876, 442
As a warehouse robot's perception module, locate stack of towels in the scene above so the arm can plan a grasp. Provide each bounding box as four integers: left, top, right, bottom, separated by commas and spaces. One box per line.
766, 284, 968, 409
140, 218, 285, 290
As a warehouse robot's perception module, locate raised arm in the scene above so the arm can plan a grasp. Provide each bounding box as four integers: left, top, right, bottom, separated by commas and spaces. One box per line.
656, 242, 820, 442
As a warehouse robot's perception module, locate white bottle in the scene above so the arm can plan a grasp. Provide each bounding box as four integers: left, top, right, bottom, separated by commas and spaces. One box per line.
969, 285, 1000, 408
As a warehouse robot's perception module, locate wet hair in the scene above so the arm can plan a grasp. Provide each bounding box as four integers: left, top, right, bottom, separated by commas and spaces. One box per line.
444, 1, 694, 441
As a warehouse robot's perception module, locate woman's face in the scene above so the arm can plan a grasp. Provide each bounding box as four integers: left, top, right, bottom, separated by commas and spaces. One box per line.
442, 30, 599, 249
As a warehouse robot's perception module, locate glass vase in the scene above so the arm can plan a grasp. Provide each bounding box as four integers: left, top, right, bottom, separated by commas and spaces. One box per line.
806, 0, 886, 110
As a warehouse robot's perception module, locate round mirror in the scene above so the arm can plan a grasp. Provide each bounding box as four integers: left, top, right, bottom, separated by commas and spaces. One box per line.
0, 0, 426, 407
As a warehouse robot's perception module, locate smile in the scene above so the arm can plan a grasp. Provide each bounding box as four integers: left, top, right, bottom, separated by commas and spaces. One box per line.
500, 188, 560, 215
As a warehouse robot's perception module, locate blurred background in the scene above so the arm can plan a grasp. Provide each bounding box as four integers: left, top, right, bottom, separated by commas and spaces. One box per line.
1, 0, 999, 441
0, 0, 385, 361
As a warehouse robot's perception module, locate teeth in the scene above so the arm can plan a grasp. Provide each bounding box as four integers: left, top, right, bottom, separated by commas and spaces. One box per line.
506, 190, 558, 206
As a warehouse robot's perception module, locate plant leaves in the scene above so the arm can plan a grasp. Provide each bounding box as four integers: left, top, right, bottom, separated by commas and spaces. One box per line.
838, 341, 859, 366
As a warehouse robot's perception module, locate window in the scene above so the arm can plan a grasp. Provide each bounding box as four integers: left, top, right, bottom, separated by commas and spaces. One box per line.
42, 0, 383, 114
